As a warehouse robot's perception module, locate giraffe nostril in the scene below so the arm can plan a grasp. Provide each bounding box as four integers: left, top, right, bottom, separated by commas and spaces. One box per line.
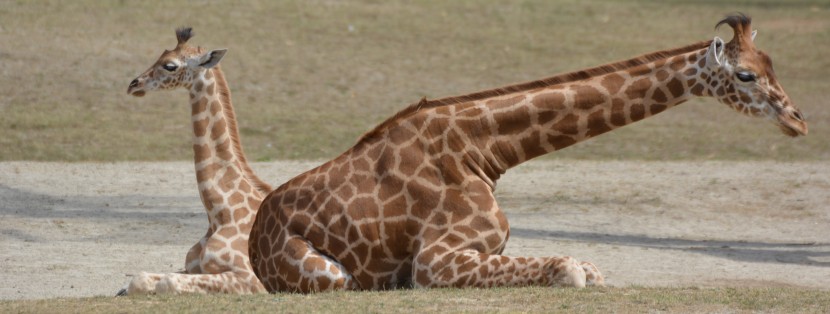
129, 79, 140, 88
792, 110, 804, 122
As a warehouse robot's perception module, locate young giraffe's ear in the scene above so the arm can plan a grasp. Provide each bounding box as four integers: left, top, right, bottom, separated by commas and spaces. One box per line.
198, 49, 228, 69
750, 30, 757, 41
706, 37, 726, 68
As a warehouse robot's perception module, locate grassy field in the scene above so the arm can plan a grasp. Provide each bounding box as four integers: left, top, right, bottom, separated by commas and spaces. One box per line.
2, 287, 830, 313
0, 0, 827, 161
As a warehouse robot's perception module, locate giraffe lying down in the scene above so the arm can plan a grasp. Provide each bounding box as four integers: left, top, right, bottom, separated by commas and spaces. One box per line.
247, 13, 804, 292
122, 28, 271, 294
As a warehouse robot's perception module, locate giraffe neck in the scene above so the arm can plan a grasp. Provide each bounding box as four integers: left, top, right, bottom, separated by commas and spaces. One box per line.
188, 67, 271, 222
468, 48, 708, 182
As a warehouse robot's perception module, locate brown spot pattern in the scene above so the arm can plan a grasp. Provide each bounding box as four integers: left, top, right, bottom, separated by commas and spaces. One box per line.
246, 36, 727, 293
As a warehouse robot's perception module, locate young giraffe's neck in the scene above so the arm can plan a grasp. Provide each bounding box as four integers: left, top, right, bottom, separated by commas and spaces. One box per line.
463, 46, 711, 185
188, 67, 271, 225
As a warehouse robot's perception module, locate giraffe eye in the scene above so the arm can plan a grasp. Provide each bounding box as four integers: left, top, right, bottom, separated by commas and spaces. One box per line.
162, 63, 178, 72
736, 72, 756, 82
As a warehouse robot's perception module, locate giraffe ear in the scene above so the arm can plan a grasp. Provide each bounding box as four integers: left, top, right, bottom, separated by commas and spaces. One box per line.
706, 37, 726, 68
198, 49, 227, 69
750, 30, 757, 41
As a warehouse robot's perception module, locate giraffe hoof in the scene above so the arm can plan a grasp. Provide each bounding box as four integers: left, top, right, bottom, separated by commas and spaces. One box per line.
125, 272, 157, 295
548, 256, 587, 288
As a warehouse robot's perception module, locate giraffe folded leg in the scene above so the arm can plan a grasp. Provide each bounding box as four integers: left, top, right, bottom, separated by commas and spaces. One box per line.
412, 248, 604, 288
117, 272, 162, 296
580, 261, 605, 286
118, 270, 265, 295
256, 235, 359, 293
183, 230, 211, 274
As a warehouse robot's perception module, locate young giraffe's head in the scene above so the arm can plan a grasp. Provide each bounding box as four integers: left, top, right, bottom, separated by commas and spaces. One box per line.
702, 14, 807, 137
127, 27, 226, 97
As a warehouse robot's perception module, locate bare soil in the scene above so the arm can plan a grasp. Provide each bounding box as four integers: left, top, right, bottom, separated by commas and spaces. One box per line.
1, 160, 828, 300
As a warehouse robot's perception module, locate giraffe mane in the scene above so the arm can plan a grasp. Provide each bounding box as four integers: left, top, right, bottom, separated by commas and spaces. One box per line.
358, 39, 713, 142
211, 66, 273, 194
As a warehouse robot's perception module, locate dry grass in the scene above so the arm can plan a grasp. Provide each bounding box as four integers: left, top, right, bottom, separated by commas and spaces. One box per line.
0, 0, 827, 161
2, 287, 830, 313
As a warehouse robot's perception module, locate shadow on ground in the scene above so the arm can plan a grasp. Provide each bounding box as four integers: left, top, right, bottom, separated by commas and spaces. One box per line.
511, 227, 830, 267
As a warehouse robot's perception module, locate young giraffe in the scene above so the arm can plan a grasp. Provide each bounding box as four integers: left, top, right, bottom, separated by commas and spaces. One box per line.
249, 14, 806, 292
121, 28, 271, 294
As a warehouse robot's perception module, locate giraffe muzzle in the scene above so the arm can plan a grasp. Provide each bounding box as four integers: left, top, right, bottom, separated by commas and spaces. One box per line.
776, 108, 808, 137
128, 78, 146, 97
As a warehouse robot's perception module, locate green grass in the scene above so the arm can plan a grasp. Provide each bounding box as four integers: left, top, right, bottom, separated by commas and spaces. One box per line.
3, 287, 829, 313
0, 0, 827, 161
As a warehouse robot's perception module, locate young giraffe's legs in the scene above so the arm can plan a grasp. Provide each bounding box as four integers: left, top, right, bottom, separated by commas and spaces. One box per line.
256, 234, 358, 293
117, 225, 264, 295
122, 270, 265, 294
183, 229, 212, 274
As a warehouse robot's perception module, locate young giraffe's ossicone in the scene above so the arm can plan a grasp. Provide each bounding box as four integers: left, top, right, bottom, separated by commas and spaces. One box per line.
120, 28, 271, 295
249, 14, 805, 292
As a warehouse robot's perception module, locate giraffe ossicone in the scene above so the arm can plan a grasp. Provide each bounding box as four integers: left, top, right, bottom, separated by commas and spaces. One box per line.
122, 27, 271, 295
248, 13, 804, 292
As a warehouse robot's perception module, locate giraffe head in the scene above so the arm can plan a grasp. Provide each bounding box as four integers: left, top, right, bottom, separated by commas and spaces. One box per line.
701, 14, 807, 137
128, 27, 227, 97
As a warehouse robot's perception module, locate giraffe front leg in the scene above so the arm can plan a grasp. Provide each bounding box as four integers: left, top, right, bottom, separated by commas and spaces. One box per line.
117, 272, 160, 296
256, 235, 359, 293
182, 230, 211, 274
412, 247, 603, 288
117, 271, 265, 295
580, 261, 605, 286
155, 271, 266, 294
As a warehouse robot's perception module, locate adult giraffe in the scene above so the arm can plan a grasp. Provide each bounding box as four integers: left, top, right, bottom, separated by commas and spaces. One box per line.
121, 28, 270, 294
249, 14, 806, 292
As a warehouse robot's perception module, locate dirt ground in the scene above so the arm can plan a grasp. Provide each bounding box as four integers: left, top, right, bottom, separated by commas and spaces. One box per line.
1, 160, 828, 300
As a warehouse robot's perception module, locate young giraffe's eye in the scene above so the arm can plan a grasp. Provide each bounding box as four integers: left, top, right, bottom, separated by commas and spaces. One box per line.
162, 63, 178, 72
736, 71, 756, 82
